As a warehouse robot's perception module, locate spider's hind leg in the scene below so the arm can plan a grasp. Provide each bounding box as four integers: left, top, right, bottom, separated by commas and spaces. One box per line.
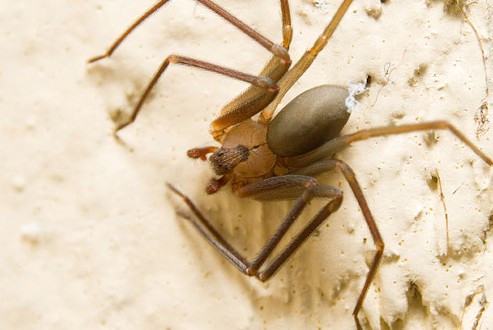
166, 175, 343, 279
291, 159, 384, 329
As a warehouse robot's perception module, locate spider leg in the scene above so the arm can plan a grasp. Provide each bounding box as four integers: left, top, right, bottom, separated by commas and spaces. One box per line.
166, 175, 342, 278
167, 183, 250, 272
260, 0, 354, 122
89, 0, 294, 136
88, 0, 292, 64
114, 54, 279, 133
285, 120, 493, 169
253, 194, 343, 280
290, 159, 383, 330
167, 160, 379, 328
236, 176, 342, 278
213, 0, 354, 134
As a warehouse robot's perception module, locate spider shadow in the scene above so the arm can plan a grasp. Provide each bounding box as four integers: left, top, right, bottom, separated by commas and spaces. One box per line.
168, 169, 368, 327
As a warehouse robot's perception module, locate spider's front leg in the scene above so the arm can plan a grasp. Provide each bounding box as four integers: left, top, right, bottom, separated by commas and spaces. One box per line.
88, 0, 295, 137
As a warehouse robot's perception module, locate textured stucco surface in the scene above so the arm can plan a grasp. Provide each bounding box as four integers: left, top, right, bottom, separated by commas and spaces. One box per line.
1, 0, 492, 329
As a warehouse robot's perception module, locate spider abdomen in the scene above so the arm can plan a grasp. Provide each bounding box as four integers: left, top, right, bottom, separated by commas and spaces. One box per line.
267, 85, 350, 157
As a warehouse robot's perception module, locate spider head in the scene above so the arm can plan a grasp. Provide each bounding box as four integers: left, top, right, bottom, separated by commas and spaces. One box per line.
209, 145, 250, 175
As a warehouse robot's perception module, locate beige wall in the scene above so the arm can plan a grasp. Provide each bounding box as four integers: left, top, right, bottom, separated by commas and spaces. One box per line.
1, 0, 492, 329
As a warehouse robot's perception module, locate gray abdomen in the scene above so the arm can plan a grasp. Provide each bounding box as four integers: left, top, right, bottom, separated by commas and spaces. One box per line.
267, 85, 350, 157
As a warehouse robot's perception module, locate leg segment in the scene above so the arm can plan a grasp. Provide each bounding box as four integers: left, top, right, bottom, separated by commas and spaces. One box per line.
88, 0, 292, 63
260, 0, 354, 122
166, 175, 342, 279
279, 0, 293, 49
114, 54, 278, 132
285, 120, 493, 169
290, 159, 383, 330
89, 0, 294, 135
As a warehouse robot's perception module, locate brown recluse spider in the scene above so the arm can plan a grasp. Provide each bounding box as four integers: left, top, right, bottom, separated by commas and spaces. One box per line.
89, 0, 493, 328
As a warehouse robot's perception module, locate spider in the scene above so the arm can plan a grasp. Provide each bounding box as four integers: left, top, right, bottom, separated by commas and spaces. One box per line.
89, 0, 493, 328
